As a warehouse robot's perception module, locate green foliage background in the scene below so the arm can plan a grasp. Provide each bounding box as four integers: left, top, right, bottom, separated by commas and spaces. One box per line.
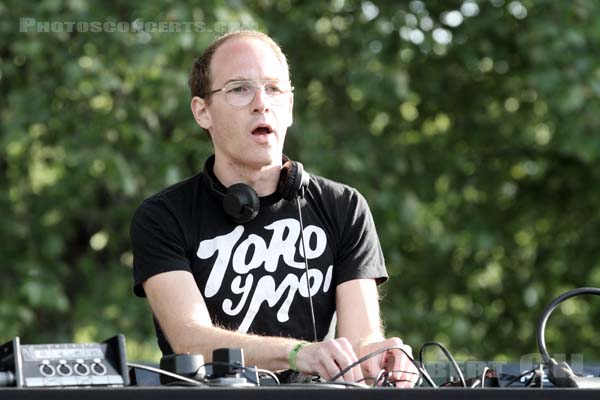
2, 0, 600, 364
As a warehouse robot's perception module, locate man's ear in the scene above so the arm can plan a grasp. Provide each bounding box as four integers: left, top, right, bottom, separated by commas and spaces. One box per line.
191, 96, 212, 130
286, 92, 294, 128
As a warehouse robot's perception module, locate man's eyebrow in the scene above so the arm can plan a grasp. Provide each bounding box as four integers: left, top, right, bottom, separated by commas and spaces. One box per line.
222, 77, 249, 84
221, 77, 286, 85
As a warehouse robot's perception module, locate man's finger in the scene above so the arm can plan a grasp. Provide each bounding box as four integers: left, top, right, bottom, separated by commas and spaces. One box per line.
384, 345, 418, 387
326, 338, 364, 383
320, 357, 343, 381
362, 358, 382, 385
331, 351, 357, 382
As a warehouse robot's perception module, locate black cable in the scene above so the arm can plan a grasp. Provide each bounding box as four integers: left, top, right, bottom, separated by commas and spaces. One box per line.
537, 287, 600, 366
373, 370, 386, 387
164, 381, 200, 387
381, 370, 424, 387
354, 370, 415, 386
201, 361, 280, 385
246, 367, 280, 385
283, 381, 367, 388
296, 192, 318, 343
327, 345, 434, 387
323, 381, 366, 388
524, 363, 545, 388
501, 367, 537, 387
383, 369, 420, 376
524, 372, 536, 387
129, 361, 280, 386
257, 370, 281, 385
355, 375, 378, 384
418, 341, 466, 388
386, 379, 414, 386
127, 362, 205, 386
327, 346, 402, 382
415, 364, 435, 387
354, 371, 386, 386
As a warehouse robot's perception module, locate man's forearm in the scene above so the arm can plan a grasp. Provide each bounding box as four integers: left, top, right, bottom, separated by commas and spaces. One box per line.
166, 324, 301, 371
336, 279, 385, 352
143, 272, 304, 371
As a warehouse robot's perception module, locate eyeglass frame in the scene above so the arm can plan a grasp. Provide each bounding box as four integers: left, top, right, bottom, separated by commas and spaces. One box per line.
202, 79, 295, 108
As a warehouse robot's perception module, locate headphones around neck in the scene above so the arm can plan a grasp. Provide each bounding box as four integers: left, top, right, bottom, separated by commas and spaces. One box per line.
205, 155, 310, 224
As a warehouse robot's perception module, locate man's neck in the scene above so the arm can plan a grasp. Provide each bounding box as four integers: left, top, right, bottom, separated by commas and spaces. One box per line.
213, 155, 282, 197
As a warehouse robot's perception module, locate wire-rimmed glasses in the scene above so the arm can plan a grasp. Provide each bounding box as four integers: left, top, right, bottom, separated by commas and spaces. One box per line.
205, 80, 294, 108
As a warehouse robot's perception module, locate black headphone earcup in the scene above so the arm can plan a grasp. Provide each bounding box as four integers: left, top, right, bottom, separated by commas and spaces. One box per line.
278, 161, 297, 200
223, 183, 260, 224
278, 160, 309, 200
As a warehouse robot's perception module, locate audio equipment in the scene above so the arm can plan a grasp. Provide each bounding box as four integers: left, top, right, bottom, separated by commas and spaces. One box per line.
158, 348, 262, 386
213, 348, 245, 378
210, 348, 257, 386
537, 287, 600, 388
158, 353, 205, 385
204, 154, 310, 224
0, 335, 129, 387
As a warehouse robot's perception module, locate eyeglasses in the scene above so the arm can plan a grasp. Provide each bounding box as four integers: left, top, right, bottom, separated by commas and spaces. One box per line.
204, 80, 294, 108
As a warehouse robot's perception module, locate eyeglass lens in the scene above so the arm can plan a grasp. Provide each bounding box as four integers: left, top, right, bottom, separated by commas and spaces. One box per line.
224, 81, 291, 107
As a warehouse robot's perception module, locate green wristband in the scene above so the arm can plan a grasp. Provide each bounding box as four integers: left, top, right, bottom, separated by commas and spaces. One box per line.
288, 341, 310, 371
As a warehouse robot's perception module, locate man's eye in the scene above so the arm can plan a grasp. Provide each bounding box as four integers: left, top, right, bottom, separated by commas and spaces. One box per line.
228, 84, 252, 94
266, 85, 283, 94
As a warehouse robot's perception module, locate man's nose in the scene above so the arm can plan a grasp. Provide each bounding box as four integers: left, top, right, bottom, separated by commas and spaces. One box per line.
251, 86, 270, 113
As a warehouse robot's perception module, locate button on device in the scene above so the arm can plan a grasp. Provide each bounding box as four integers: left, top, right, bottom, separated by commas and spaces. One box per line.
91, 359, 107, 375
39, 360, 55, 377
74, 359, 90, 376
57, 360, 73, 376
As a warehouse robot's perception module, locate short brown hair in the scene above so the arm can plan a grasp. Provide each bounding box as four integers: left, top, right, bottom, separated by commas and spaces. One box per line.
188, 30, 290, 100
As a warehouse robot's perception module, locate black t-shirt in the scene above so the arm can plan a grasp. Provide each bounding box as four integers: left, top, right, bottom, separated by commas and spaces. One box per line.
130, 157, 388, 355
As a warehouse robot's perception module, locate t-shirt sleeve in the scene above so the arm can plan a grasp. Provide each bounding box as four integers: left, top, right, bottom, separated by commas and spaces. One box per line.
130, 196, 192, 297
334, 188, 388, 286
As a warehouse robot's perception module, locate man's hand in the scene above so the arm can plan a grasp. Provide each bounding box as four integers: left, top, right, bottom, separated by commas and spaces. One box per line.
358, 337, 420, 387
294, 338, 365, 383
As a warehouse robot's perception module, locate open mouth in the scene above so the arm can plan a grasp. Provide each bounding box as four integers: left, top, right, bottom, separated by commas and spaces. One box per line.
251, 123, 274, 135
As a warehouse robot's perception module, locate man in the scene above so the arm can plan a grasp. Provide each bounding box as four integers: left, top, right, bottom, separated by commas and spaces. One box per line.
131, 30, 418, 386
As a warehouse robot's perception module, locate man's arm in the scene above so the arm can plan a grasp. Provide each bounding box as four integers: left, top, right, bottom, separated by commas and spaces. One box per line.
336, 279, 385, 346
143, 270, 364, 382
336, 279, 419, 386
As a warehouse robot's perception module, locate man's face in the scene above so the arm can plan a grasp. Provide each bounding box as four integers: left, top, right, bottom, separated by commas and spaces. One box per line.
195, 37, 293, 169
